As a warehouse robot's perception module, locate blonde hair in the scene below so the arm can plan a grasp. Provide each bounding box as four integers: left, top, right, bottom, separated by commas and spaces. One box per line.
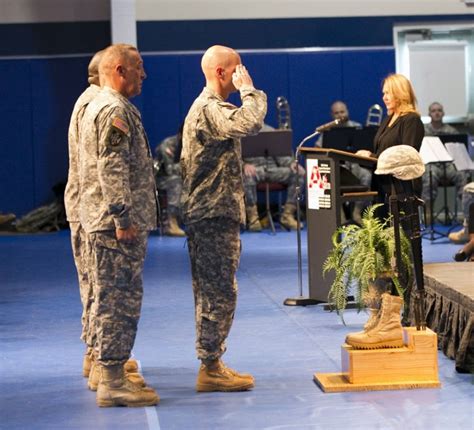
383, 73, 419, 116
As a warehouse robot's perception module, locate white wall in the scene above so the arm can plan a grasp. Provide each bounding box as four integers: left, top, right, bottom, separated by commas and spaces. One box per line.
0, 0, 109, 23
1, 0, 473, 24
136, 0, 474, 21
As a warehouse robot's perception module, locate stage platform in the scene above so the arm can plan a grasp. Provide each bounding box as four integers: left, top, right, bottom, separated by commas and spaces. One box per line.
422, 263, 474, 373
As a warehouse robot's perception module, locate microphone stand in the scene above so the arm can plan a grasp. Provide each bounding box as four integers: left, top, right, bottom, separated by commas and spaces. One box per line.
284, 130, 323, 306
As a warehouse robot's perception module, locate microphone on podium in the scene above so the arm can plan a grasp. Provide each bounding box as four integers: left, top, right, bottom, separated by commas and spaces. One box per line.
314, 115, 348, 133
296, 116, 348, 154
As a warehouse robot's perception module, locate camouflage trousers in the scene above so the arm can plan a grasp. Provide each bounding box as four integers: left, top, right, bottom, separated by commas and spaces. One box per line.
243, 166, 304, 206
422, 162, 469, 201
461, 182, 474, 223
156, 174, 182, 216
69, 222, 93, 343
186, 217, 241, 361
86, 230, 148, 366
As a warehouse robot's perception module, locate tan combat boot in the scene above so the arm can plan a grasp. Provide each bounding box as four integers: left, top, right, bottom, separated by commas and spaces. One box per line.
165, 215, 186, 237
87, 351, 138, 376
448, 227, 469, 244
88, 359, 147, 391
246, 205, 262, 232
96, 364, 159, 407
196, 359, 255, 392
124, 357, 139, 373
83, 347, 93, 377
280, 203, 298, 230
345, 293, 404, 349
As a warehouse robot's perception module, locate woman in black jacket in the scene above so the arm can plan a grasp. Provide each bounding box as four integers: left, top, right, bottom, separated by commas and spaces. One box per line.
358, 74, 425, 217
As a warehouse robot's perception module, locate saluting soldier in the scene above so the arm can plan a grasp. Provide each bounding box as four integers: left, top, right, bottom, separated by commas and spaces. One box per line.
181, 45, 267, 392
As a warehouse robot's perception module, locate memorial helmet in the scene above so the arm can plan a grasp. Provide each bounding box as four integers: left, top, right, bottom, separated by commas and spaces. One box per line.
374, 145, 425, 180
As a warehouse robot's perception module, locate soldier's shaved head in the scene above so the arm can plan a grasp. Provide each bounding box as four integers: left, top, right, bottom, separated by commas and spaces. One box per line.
201, 45, 241, 80
200, 45, 242, 99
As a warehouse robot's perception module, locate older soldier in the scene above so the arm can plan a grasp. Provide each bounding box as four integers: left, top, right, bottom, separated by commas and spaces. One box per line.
65, 48, 142, 389
181, 45, 267, 392
79, 44, 158, 407
64, 50, 105, 375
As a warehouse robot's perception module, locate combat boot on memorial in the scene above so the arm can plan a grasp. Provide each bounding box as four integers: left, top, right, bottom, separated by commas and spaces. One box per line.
165, 214, 186, 236
345, 293, 404, 349
196, 359, 255, 392
88, 359, 147, 391
280, 203, 298, 230
246, 205, 262, 232
96, 364, 159, 407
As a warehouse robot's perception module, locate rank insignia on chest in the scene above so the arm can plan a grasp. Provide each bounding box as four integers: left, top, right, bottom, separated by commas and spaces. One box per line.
112, 116, 130, 135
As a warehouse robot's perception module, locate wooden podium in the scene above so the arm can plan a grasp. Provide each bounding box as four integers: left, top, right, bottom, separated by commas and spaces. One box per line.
314, 327, 441, 392
299, 147, 377, 302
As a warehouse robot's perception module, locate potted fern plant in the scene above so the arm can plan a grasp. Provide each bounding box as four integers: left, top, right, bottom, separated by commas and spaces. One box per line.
322, 204, 412, 321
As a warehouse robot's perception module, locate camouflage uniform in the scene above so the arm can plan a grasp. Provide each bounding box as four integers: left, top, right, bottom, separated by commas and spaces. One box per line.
181, 86, 267, 361
154, 134, 182, 216
64, 84, 100, 343
422, 123, 470, 202
79, 86, 157, 366
242, 155, 305, 207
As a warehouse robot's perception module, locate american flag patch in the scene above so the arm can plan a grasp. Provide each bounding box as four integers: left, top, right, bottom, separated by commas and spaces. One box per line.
112, 116, 129, 134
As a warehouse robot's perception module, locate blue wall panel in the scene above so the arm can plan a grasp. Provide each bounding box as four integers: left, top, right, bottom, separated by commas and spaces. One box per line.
140, 55, 182, 150
288, 51, 344, 147
137, 15, 474, 52
0, 22, 110, 56
179, 54, 206, 124
341, 49, 396, 126
0, 60, 35, 216
30, 57, 89, 208
239, 52, 290, 130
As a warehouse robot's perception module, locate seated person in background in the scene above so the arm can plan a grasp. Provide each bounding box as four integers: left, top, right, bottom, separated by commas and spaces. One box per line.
315, 101, 362, 147
453, 197, 474, 262
421, 102, 469, 222
318, 101, 372, 223
243, 124, 305, 231
154, 126, 185, 236
449, 182, 474, 244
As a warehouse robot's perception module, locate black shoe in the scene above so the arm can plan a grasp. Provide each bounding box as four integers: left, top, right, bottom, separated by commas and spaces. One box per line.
453, 249, 470, 262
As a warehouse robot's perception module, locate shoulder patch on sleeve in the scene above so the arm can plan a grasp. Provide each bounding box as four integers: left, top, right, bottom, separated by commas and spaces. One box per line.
111, 116, 130, 135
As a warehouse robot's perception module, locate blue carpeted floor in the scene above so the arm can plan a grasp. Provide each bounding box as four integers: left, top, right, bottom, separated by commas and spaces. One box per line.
0, 226, 472, 430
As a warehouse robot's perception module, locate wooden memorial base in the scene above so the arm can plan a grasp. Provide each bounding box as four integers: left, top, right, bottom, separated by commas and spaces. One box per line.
314, 327, 441, 392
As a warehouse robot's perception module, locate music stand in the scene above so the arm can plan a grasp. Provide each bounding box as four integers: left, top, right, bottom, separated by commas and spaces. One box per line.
352, 126, 378, 152
419, 136, 453, 240
438, 133, 469, 148
241, 130, 293, 233
322, 127, 355, 151
241, 129, 293, 157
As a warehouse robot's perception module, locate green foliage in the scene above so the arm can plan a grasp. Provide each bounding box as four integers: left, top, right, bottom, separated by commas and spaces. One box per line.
323, 204, 412, 320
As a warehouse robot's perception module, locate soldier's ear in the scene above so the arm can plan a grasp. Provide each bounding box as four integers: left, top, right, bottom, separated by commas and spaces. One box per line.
117, 64, 126, 76
216, 67, 225, 80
